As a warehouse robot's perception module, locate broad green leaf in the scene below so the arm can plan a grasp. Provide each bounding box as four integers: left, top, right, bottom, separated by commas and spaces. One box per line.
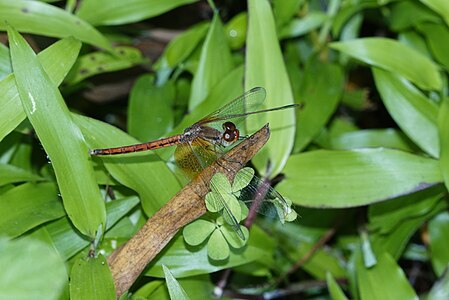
0, 238, 66, 300
326, 272, 349, 300
9, 27, 105, 238
373, 67, 439, 158
330, 38, 442, 90
128, 76, 175, 141
73, 114, 181, 216
70, 255, 115, 300
438, 98, 449, 191
277, 148, 441, 208
420, 0, 449, 27
65, 46, 145, 84
76, 0, 199, 26
429, 212, 449, 276
294, 60, 344, 152
0, 37, 81, 142
245, 0, 297, 176
162, 265, 190, 300
221, 225, 248, 249
146, 227, 273, 278
183, 220, 215, 246
189, 13, 234, 110
357, 252, 418, 300
0, 0, 111, 50
0, 182, 65, 238
0, 163, 43, 185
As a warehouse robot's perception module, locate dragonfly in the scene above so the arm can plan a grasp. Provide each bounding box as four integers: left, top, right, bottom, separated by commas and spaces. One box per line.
90, 87, 299, 239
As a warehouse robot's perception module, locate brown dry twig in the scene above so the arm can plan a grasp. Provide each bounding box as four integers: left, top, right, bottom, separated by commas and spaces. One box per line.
107, 124, 271, 297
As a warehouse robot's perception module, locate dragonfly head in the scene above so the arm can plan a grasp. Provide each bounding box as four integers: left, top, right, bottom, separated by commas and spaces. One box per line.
222, 122, 240, 146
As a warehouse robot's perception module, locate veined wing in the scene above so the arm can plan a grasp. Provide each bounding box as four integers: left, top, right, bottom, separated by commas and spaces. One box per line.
175, 140, 245, 239
197, 87, 266, 125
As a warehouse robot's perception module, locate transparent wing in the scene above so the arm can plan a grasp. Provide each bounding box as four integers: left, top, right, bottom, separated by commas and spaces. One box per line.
197, 87, 266, 126
232, 168, 293, 223
175, 140, 245, 239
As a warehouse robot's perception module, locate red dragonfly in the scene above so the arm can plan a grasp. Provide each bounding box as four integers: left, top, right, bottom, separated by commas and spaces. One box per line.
90, 87, 299, 239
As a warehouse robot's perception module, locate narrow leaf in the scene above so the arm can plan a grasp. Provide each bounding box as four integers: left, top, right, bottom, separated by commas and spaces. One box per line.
0, 0, 111, 50
8, 27, 105, 238
162, 265, 190, 300
330, 37, 442, 90
189, 13, 234, 110
373, 67, 439, 157
245, 0, 297, 176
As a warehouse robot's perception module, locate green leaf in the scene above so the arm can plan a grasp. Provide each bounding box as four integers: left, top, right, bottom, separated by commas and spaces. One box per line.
70, 255, 116, 300
277, 148, 441, 208
427, 267, 449, 300
368, 186, 445, 235
438, 98, 449, 191
326, 272, 349, 300
0, 238, 66, 299
183, 220, 215, 246
8, 27, 106, 238
294, 60, 344, 152
189, 13, 234, 110
0, 163, 43, 185
76, 0, 199, 26
146, 227, 273, 278
429, 212, 449, 276
330, 38, 442, 91
357, 252, 418, 300
420, 0, 449, 27
279, 12, 328, 39
221, 225, 248, 249
44, 196, 139, 260
232, 167, 254, 192
73, 114, 181, 216
0, 43, 11, 80
65, 46, 145, 84
0, 37, 81, 142
207, 229, 229, 261
128, 76, 175, 141
224, 12, 247, 49
373, 67, 439, 158
371, 197, 447, 260
162, 22, 209, 68
245, 0, 297, 176
0, 0, 111, 50
330, 129, 417, 152
417, 23, 449, 70
0, 182, 65, 238
162, 265, 190, 300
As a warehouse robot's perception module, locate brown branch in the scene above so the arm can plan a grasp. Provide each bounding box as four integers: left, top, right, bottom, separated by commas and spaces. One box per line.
108, 124, 271, 297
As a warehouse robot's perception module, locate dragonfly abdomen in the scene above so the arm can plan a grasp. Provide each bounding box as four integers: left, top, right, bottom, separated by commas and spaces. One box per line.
89, 134, 184, 155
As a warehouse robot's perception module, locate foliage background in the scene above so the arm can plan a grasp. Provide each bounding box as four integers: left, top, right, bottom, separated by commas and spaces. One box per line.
1, 0, 449, 299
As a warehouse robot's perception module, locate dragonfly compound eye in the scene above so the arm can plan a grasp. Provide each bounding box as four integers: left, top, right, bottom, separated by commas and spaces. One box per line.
222, 121, 239, 143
